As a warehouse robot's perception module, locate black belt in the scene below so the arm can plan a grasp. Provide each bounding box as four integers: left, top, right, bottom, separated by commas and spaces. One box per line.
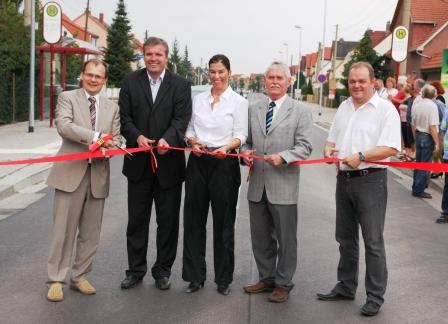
338, 168, 384, 178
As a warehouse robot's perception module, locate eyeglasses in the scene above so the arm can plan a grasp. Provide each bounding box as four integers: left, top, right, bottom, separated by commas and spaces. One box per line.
84, 73, 106, 80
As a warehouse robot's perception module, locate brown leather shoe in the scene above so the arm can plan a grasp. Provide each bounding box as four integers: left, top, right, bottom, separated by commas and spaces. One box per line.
243, 281, 275, 294
70, 279, 96, 295
268, 287, 289, 303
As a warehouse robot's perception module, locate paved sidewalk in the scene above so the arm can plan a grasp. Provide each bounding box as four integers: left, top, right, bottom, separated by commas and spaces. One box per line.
0, 120, 60, 219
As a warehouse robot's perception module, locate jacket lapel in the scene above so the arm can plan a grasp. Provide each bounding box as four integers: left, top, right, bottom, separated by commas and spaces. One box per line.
138, 69, 154, 108
76, 89, 92, 128
267, 97, 293, 134
257, 99, 268, 136
152, 70, 171, 112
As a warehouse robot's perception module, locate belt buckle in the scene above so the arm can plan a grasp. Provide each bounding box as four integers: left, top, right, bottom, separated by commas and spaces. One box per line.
362, 169, 369, 176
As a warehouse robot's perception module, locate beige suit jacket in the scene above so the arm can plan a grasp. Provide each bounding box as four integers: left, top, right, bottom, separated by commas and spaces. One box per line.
46, 88, 121, 198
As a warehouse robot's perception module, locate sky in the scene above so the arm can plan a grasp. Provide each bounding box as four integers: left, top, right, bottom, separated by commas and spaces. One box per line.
43, 0, 399, 75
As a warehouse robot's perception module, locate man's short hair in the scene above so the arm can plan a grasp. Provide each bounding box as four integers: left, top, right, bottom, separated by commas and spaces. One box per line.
82, 59, 109, 79
265, 61, 291, 79
349, 61, 375, 80
414, 78, 426, 90
143, 37, 169, 56
421, 85, 436, 99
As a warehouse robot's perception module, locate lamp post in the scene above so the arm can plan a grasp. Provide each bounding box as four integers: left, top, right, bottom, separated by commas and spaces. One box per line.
318, 0, 328, 116
294, 25, 302, 99
283, 42, 289, 65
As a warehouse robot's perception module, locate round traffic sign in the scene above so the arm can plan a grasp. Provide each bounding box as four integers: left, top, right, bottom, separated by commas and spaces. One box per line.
317, 73, 327, 83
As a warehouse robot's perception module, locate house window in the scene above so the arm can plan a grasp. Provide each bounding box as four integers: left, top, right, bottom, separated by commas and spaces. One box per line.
91, 37, 98, 47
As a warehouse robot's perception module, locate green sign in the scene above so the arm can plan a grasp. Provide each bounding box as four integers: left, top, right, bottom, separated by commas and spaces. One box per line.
46, 4, 58, 17
442, 49, 448, 89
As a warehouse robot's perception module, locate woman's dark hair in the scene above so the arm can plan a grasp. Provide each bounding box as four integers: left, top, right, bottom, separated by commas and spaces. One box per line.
209, 54, 231, 71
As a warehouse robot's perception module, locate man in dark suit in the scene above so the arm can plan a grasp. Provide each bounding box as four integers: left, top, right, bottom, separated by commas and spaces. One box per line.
119, 37, 192, 290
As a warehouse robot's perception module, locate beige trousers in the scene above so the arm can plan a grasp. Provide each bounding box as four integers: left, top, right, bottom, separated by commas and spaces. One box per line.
47, 167, 105, 283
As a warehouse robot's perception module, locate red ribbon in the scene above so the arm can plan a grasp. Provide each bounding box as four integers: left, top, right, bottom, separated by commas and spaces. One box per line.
0, 145, 447, 172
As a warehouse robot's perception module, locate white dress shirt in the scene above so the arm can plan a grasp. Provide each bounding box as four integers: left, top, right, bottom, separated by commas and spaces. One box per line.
84, 90, 100, 142
269, 94, 287, 122
186, 86, 248, 147
327, 92, 401, 170
147, 69, 165, 101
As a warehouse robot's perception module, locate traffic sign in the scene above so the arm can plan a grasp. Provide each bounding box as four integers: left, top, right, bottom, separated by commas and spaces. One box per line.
43, 2, 62, 44
391, 26, 409, 62
317, 73, 327, 83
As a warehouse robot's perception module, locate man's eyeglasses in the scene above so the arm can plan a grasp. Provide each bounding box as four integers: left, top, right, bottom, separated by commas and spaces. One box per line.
84, 73, 105, 80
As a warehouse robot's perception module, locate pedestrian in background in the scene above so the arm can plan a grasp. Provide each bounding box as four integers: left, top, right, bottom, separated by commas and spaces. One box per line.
318, 61, 401, 317
375, 78, 388, 99
411, 85, 439, 198
431, 80, 446, 104
430, 82, 447, 178
182, 54, 248, 296
119, 36, 192, 291
242, 61, 312, 303
46, 59, 121, 302
436, 108, 448, 223
398, 85, 413, 160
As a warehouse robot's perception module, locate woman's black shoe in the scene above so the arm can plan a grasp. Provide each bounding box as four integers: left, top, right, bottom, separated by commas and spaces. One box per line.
186, 281, 204, 293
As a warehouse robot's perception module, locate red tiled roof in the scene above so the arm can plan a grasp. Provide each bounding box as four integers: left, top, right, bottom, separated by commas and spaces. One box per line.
370, 31, 388, 48
411, 0, 448, 25
62, 13, 97, 41
420, 51, 443, 70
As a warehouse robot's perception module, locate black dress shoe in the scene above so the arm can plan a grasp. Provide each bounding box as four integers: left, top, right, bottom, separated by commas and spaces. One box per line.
361, 301, 381, 316
186, 281, 204, 293
316, 291, 355, 301
436, 214, 448, 224
217, 284, 230, 296
412, 192, 432, 199
120, 274, 142, 289
155, 277, 171, 290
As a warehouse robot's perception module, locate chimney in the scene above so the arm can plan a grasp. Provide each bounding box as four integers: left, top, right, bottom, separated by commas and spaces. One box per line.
99, 13, 104, 23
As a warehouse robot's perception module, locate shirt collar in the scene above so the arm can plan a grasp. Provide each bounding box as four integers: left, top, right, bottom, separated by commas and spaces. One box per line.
84, 90, 100, 103
270, 94, 287, 108
207, 86, 232, 103
147, 69, 165, 84
348, 92, 379, 110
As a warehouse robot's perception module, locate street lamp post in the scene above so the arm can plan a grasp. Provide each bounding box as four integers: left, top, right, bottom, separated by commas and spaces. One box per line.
319, 0, 328, 116
294, 25, 302, 99
283, 42, 289, 65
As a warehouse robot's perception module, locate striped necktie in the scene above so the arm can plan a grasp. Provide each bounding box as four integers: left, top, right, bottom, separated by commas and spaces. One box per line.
88, 96, 96, 130
266, 101, 275, 133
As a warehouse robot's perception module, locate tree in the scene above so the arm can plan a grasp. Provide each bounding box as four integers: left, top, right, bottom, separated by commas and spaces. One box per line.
180, 45, 193, 81
239, 78, 245, 90
341, 30, 389, 88
168, 38, 182, 73
306, 78, 313, 95
104, 0, 134, 87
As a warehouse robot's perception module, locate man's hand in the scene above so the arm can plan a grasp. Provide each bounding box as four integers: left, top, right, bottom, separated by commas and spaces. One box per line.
324, 146, 339, 164
343, 153, 361, 169
434, 143, 439, 153
212, 146, 229, 159
103, 139, 119, 149
241, 149, 256, 167
137, 135, 155, 147
264, 154, 285, 166
158, 138, 170, 155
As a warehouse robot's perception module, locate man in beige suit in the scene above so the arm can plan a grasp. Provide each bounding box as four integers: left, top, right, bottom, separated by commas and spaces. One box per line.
46, 59, 121, 302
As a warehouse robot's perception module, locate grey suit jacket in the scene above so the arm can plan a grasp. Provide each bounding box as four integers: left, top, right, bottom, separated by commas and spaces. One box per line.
243, 95, 312, 204
46, 88, 121, 198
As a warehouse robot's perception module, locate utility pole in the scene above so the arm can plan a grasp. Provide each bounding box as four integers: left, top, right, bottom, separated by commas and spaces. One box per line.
319, 0, 328, 116
332, 24, 338, 80
28, 0, 35, 132
83, 0, 90, 41
144, 30, 149, 42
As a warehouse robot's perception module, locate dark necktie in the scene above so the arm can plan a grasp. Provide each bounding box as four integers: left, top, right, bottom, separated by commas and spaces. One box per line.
266, 101, 275, 133
88, 96, 96, 130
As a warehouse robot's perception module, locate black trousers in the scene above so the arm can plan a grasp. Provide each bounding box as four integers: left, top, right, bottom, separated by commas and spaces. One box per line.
126, 173, 182, 280
182, 153, 241, 285
333, 170, 388, 305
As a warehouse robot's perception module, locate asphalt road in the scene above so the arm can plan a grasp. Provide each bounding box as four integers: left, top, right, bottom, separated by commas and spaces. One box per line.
1, 123, 447, 324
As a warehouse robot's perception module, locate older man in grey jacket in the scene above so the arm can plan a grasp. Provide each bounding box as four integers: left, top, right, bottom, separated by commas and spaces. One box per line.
241, 61, 313, 303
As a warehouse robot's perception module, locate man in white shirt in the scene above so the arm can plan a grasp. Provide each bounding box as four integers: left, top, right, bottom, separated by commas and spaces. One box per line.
318, 62, 401, 317
411, 85, 439, 198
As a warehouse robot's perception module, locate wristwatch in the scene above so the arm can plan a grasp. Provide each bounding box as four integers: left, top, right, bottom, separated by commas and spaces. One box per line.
358, 152, 366, 161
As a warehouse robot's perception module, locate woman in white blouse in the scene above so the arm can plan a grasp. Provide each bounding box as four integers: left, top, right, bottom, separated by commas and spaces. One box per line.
182, 54, 248, 296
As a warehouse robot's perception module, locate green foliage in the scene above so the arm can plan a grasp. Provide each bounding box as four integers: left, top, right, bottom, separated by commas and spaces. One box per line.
168, 38, 181, 73
341, 30, 390, 88
65, 52, 81, 85
306, 78, 313, 95
180, 45, 194, 81
104, 0, 134, 87
239, 78, 245, 90
0, 0, 42, 123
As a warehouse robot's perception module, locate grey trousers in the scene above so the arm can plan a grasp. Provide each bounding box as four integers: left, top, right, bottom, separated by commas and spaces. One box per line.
47, 167, 105, 284
248, 191, 298, 290
333, 170, 388, 305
